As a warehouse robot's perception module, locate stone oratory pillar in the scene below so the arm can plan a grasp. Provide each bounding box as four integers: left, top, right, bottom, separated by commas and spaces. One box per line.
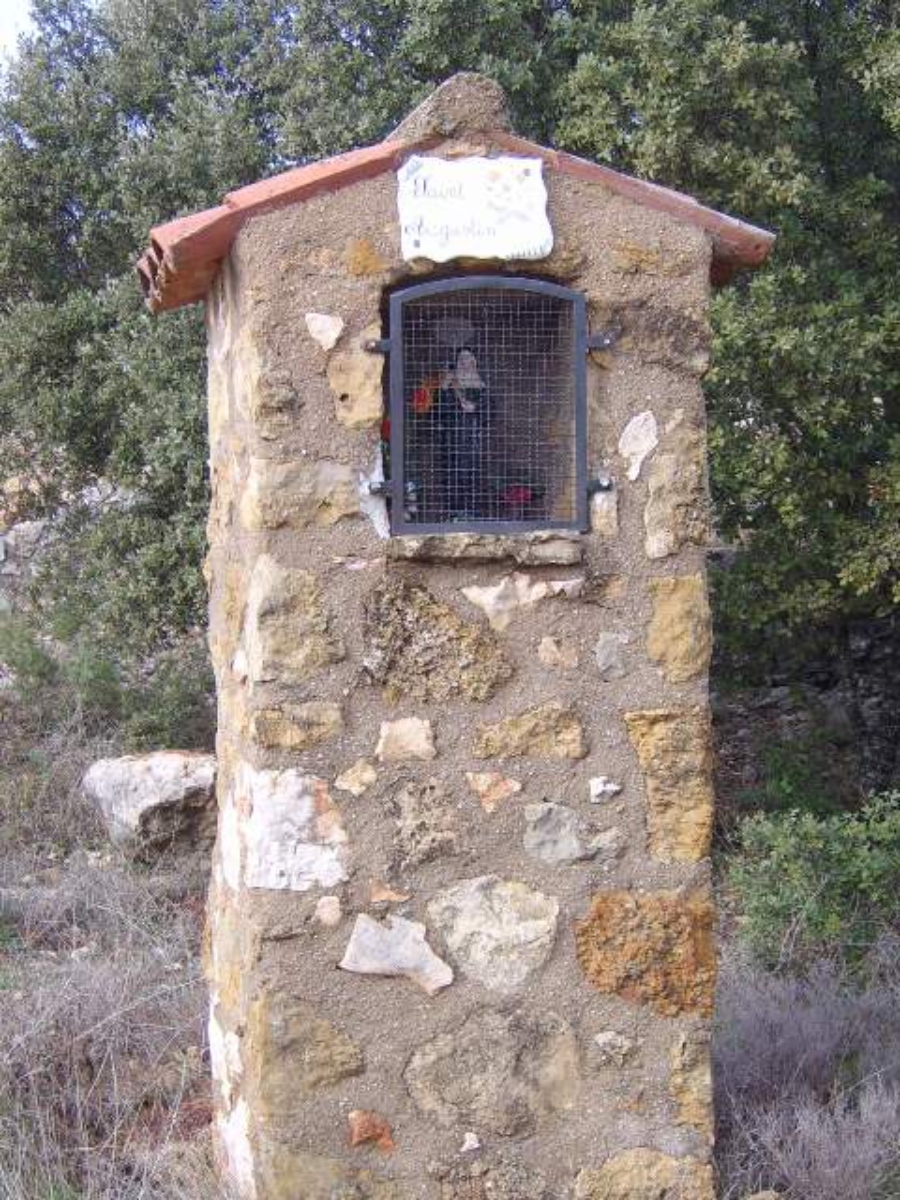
139, 73, 773, 1200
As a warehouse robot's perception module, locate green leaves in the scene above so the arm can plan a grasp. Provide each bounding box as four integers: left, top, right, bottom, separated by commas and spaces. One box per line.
729, 795, 900, 969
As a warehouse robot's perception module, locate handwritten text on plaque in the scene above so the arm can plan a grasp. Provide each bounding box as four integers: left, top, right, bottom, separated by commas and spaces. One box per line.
397, 155, 553, 263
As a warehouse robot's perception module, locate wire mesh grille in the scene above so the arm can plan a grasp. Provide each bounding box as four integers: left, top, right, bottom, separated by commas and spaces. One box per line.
392, 284, 581, 531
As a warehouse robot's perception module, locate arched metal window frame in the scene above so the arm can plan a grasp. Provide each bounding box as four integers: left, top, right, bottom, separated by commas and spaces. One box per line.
386, 275, 589, 536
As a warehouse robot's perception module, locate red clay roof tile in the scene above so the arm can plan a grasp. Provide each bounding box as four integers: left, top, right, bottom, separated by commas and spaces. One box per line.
138, 132, 773, 313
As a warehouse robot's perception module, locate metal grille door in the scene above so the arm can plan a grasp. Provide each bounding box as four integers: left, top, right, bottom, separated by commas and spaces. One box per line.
388, 277, 587, 534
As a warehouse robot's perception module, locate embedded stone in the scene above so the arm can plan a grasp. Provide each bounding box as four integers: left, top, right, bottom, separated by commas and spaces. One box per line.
250, 701, 343, 751
426, 875, 558, 993
244, 993, 363, 1117
590, 487, 619, 538
575, 890, 716, 1017
618, 411, 658, 481
589, 776, 622, 804
669, 1032, 713, 1137
215, 1100, 255, 1199
436, 1153, 550, 1199
348, 1109, 395, 1152
391, 72, 512, 141
474, 702, 587, 760
624, 707, 714, 862
240, 764, 348, 891
593, 1030, 635, 1066
340, 914, 453, 995
376, 717, 436, 762
314, 895, 343, 927
255, 1147, 404, 1200
345, 238, 388, 277
335, 759, 378, 796
240, 457, 359, 531
363, 579, 512, 703
466, 770, 522, 813
370, 881, 411, 904
208, 1007, 242, 1108
644, 430, 708, 559
394, 779, 459, 868
647, 575, 712, 683
462, 572, 583, 632
574, 1149, 715, 1200
244, 554, 344, 684
305, 311, 344, 351
594, 632, 629, 681
404, 1007, 578, 1136
387, 530, 582, 566
327, 323, 383, 428
537, 635, 578, 669
523, 802, 620, 866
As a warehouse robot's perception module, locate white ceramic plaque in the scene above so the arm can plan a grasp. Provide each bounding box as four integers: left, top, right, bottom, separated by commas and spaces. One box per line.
397, 155, 553, 263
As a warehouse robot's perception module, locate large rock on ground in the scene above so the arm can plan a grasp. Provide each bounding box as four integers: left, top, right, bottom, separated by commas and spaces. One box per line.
82, 751, 216, 855
574, 1149, 714, 1200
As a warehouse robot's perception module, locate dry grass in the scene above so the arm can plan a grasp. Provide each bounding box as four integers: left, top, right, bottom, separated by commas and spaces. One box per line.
0, 858, 222, 1200
715, 944, 900, 1199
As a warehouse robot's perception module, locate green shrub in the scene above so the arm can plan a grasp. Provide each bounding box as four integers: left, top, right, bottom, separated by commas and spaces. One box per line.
122, 642, 214, 752
736, 730, 849, 818
729, 794, 900, 969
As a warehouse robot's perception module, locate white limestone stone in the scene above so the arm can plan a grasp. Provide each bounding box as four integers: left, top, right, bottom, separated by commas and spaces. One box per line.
240, 763, 348, 891
305, 311, 344, 351
462, 572, 584, 631
375, 718, 436, 762
618, 410, 658, 481
427, 875, 558, 994
339, 914, 453, 995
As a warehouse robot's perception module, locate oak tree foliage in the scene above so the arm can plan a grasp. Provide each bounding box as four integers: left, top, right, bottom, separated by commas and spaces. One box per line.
0, 0, 897, 667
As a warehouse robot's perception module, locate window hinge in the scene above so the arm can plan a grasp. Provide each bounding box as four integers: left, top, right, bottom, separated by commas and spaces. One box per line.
586, 328, 620, 352
364, 338, 391, 355
587, 475, 614, 495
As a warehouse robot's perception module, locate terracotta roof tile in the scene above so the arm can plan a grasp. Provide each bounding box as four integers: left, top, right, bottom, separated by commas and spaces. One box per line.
138, 131, 773, 313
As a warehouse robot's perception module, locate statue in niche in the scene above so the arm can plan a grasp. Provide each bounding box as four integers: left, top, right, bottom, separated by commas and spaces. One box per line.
435, 346, 491, 520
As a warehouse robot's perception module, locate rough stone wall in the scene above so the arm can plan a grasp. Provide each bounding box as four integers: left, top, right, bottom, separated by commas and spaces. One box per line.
204, 140, 717, 1200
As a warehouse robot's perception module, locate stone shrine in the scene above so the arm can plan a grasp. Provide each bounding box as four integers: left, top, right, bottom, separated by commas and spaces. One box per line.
139, 73, 774, 1200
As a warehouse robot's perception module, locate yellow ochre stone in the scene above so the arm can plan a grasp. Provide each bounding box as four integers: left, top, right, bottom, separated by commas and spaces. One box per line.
244, 993, 363, 1117
575, 890, 716, 1018
669, 1032, 714, 1137
250, 701, 343, 750
574, 1148, 715, 1200
646, 575, 712, 683
625, 707, 714, 863
327, 323, 384, 428
240, 457, 359, 531
244, 555, 345, 684
474, 702, 587, 760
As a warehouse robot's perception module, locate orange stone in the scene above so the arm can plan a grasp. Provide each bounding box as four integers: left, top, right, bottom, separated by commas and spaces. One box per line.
348, 1109, 395, 1152
575, 890, 716, 1017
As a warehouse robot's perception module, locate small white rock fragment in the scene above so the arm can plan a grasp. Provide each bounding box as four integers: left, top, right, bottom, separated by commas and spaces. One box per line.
376, 718, 436, 762
460, 1132, 481, 1153
594, 1030, 635, 1065
335, 759, 377, 796
462, 572, 583, 631
339, 914, 453, 995
314, 895, 343, 927
618, 411, 658, 481
589, 776, 623, 803
305, 311, 344, 351
595, 631, 629, 680
538, 636, 579, 669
